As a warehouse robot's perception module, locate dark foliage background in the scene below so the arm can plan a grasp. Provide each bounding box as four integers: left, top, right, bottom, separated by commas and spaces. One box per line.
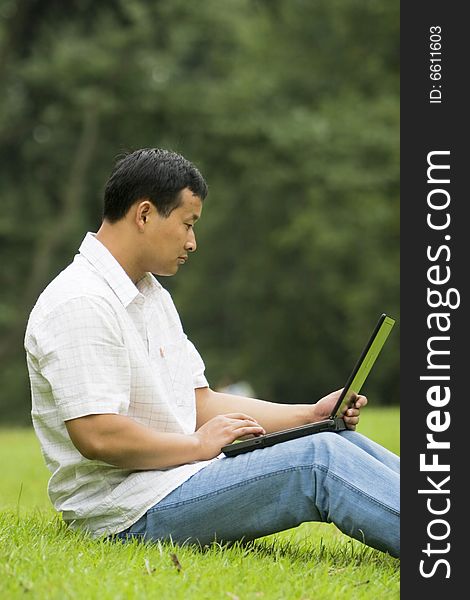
0, 0, 399, 423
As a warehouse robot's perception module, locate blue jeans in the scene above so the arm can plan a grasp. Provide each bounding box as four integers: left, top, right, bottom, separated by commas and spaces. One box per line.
115, 431, 400, 557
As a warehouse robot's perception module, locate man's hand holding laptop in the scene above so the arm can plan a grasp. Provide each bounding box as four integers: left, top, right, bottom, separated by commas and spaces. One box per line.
310, 388, 368, 431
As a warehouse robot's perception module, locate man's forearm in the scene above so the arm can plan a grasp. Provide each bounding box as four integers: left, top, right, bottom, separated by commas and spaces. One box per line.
66, 414, 202, 470
196, 387, 314, 433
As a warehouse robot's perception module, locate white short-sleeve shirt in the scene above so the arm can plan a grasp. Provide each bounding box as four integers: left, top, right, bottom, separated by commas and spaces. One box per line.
24, 233, 214, 537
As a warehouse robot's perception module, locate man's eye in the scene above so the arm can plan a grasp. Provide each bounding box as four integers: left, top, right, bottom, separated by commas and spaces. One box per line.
185, 223, 193, 230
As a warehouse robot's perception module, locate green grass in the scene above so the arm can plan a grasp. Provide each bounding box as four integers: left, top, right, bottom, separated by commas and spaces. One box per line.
0, 408, 400, 599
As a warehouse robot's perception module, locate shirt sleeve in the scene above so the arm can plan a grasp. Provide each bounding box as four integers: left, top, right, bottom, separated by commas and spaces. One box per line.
186, 339, 209, 389
32, 296, 131, 421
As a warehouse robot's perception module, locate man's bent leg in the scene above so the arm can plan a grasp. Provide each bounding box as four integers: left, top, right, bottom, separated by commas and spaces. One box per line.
338, 429, 400, 474
120, 433, 399, 557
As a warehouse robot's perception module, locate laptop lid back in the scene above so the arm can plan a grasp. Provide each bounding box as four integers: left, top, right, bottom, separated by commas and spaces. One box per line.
330, 314, 396, 419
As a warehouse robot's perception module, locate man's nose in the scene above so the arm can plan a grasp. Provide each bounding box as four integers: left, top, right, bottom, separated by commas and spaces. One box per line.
185, 229, 197, 253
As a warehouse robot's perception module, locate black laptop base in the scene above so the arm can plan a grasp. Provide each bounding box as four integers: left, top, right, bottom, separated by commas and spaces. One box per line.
221, 417, 347, 457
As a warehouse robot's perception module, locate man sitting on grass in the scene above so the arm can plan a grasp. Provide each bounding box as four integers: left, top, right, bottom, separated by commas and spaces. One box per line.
24, 148, 400, 557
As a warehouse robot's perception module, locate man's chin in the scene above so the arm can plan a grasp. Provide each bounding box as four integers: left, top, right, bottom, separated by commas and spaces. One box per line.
151, 266, 178, 277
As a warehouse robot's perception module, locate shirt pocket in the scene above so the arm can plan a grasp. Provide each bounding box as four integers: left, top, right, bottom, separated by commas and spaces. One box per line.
161, 336, 195, 407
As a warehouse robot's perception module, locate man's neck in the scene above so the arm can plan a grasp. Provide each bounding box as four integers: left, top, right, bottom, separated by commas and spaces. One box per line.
95, 222, 144, 284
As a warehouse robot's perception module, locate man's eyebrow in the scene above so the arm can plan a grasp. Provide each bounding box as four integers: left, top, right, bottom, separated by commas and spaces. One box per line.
190, 213, 200, 223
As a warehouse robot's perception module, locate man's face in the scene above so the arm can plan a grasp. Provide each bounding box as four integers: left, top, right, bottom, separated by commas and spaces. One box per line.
141, 188, 202, 276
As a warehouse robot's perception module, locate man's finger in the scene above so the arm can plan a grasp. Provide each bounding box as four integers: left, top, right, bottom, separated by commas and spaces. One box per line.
353, 395, 368, 408
223, 412, 258, 422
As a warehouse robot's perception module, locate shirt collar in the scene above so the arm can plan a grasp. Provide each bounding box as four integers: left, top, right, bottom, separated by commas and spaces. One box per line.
78, 232, 162, 308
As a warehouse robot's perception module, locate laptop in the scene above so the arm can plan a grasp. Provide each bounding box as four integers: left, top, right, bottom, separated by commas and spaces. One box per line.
221, 313, 396, 457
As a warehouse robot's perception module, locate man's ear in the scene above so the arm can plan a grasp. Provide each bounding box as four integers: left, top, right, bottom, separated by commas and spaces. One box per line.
135, 200, 152, 231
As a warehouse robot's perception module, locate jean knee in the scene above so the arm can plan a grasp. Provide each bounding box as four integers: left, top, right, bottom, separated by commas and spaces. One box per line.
306, 431, 350, 467
281, 432, 348, 471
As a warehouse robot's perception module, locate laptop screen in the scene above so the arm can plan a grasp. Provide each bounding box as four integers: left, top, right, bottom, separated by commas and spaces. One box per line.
331, 314, 396, 418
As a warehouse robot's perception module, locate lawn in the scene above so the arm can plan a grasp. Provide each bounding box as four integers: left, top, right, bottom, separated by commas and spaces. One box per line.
0, 408, 400, 599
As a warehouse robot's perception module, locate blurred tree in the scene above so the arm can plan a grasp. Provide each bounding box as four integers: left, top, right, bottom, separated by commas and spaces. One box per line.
0, 0, 399, 422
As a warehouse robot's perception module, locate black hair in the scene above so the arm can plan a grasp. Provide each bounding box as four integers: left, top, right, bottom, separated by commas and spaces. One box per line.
103, 148, 208, 222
